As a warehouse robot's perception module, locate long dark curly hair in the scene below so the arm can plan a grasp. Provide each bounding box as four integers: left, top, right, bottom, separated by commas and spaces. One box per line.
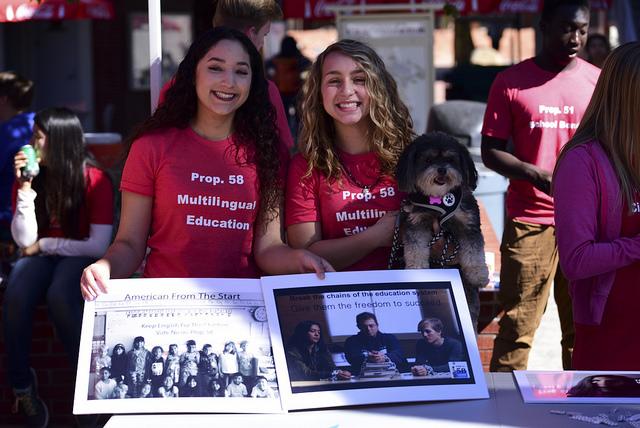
126, 27, 281, 224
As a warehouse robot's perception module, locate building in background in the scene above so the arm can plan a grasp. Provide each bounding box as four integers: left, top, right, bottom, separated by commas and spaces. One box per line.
0, 0, 637, 137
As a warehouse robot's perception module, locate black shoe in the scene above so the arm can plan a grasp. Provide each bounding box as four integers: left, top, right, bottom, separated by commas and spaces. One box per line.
12, 386, 49, 428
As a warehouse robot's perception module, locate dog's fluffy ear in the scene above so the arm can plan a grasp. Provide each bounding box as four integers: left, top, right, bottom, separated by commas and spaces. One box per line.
458, 143, 478, 190
396, 135, 425, 193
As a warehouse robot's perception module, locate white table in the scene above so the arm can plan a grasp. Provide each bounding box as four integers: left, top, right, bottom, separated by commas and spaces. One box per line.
106, 373, 640, 427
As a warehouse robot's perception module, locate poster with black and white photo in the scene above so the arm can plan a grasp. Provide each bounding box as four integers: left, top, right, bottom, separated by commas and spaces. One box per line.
514, 371, 640, 404
261, 269, 488, 410
73, 278, 283, 414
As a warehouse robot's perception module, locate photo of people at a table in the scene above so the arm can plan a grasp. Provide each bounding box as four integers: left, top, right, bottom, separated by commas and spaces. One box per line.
273, 283, 475, 393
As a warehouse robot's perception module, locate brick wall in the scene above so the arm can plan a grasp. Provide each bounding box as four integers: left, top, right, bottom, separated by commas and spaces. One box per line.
478, 289, 502, 371
0, 288, 77, 427
479, 201, 502, 274
477, 201, 503, 371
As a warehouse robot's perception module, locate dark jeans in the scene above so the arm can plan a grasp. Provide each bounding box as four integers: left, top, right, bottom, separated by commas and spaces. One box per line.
3, 255, 95, 390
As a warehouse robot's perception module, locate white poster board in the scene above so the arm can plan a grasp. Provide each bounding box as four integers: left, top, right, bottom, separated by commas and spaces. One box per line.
261, 269, 488, 411
338, 13, 435, 134
73, 278, 283, 414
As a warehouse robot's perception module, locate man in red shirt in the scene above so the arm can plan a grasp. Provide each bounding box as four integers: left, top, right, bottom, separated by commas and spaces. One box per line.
481, 0, 600, 371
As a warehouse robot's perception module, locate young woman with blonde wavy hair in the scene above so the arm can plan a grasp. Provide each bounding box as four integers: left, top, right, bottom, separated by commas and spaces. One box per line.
286, 39, 414, 270
553, 41, 640, 370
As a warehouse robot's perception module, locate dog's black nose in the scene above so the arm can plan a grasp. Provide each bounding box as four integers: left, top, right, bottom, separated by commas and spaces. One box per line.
437, 167, 447, 175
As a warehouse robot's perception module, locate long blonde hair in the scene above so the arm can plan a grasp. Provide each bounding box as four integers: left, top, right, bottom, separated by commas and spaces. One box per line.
555, 42, 640, 210
298, 39, 414, 180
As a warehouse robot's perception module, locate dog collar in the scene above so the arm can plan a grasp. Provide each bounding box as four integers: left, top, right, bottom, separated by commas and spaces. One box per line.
407, 187, 462, 224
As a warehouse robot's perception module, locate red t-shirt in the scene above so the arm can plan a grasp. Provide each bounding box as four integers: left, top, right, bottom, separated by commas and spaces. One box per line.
120, 127, 263, 278
159, 79, 294, 155
12, 165, 113, 238
482, 58, 599, 225
285, 152, 402, 270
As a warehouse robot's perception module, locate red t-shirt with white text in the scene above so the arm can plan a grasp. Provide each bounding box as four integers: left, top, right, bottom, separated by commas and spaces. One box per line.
482, 58, 599, 225
285, 152, 402, 270
121, 127, 261, 278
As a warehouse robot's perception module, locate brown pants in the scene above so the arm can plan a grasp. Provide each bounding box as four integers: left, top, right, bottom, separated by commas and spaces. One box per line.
490, 219, 574, 372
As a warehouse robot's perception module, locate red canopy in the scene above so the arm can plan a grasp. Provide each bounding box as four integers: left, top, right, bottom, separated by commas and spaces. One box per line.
283, 0, 613, 20
0, 0, 114, 22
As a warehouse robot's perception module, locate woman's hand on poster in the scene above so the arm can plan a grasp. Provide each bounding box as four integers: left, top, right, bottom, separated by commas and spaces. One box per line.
81, 259, 111, 300
367, 211, 398, 247
292, 249, 335, 279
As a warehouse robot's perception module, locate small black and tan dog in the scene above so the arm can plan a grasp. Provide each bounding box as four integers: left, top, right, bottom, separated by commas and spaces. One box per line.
396, 132, 489, 324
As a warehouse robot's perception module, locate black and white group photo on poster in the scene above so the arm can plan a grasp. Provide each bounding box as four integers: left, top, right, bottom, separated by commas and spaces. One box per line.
514, 371, 640, 404
88, 336, 274, 400
74, 278, 283, 414
261, 269, 488, 410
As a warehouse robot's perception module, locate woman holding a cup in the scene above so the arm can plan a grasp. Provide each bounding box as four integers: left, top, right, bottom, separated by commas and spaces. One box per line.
3, 107, 114, 425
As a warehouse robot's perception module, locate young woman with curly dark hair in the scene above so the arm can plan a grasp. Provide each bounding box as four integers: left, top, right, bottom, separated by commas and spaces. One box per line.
6, 107, 113, 425
80, 28, 331, 299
